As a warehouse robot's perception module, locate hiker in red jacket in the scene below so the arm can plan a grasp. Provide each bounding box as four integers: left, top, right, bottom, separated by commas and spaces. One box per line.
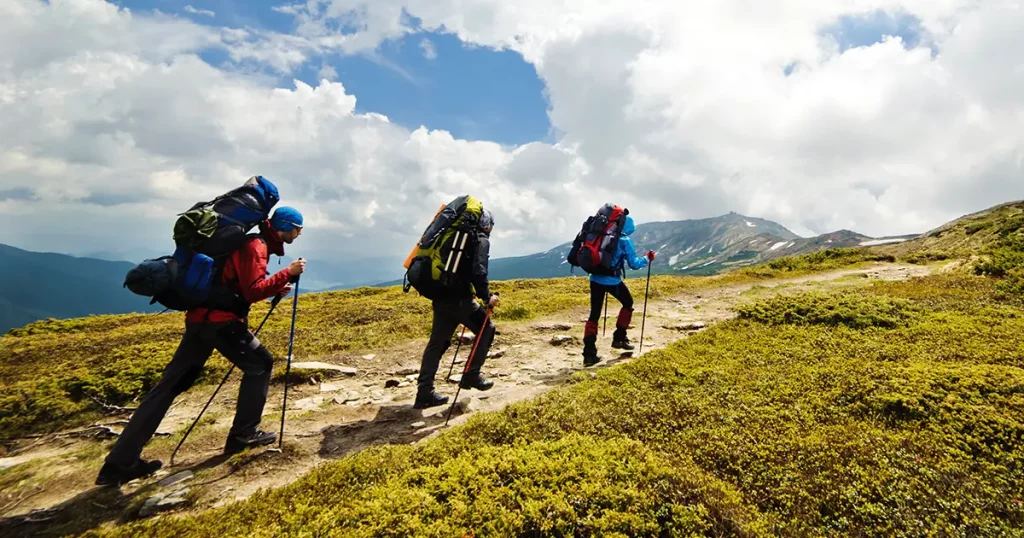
96, 207, 307, 487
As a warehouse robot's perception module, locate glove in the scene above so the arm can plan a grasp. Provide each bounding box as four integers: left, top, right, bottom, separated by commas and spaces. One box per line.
646, 250, 656, 261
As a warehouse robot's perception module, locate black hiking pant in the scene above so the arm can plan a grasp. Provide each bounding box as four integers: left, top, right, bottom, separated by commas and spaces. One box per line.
417, 296, 495, 393
105, 320, 274, 467
588, 281, 634, 322
584, 282, 635, 353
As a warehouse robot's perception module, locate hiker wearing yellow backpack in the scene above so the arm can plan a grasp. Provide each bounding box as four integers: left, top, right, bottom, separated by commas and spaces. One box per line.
403, 197, 499, 409
567, 205, 655, 366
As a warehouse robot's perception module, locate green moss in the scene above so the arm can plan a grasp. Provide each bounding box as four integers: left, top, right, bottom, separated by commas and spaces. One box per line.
735, 291, 922, 329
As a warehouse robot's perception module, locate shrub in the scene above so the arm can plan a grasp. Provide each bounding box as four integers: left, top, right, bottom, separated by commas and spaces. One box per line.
735, 291, 921, 329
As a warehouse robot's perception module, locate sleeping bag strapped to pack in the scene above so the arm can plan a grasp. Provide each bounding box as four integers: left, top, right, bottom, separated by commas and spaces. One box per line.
403, 195, 483, 300
123, 175, 280, 312
567, 203, 628, 276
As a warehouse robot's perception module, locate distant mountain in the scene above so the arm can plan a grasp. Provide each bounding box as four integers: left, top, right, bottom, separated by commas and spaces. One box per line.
0, 243, 161, 334
487, 212, 919, 279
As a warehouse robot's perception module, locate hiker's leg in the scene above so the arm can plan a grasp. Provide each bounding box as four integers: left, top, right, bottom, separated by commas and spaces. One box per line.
207, 321, 275, 440
460, 299, 496, 378
105, 325, 212, 467
417, 301, 460, 394
610, 282, 635, 345
583, 282, 605, 360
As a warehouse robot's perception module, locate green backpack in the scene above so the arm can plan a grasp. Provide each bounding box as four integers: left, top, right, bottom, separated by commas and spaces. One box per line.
403, 195, 484, 300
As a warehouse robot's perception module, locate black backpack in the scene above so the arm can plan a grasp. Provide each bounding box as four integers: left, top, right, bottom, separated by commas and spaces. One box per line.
567, 204, 628, 276
124, 176, 280, 312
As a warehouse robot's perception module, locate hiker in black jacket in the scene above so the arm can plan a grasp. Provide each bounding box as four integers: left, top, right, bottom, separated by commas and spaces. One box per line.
414, 209, 499, 409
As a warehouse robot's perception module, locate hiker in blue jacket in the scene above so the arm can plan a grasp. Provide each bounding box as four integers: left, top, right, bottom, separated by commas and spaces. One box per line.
583, 215, 655, 366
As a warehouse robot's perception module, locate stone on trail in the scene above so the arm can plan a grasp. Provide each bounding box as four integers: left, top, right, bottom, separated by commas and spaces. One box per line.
391, 367, 418, 376
332, 394, 361, 405
140, 488, 190, 517
361, 354, 376, 361
534, 323, 572, 331
486, 349, 505, 359
457, 332, 476, 345
550, 335, 574, 346
411, 421, 426, 428
293, 396, 325, 412
385, 379, 401, 389
158, 471, 193, 488
290, 362, 357, 376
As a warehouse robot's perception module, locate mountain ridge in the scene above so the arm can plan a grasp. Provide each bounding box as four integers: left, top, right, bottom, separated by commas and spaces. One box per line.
489, 212, 918, 280
0, 243, 161, 334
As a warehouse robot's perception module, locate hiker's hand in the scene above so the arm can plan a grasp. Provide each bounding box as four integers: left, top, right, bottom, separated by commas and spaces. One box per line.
488, 294, 500, 310
646, 250, 656, 261
288, 258, 306, 277
279, 284, 293, 298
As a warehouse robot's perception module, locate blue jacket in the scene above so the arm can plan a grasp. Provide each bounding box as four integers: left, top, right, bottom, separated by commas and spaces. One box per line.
590, 215, 648, 286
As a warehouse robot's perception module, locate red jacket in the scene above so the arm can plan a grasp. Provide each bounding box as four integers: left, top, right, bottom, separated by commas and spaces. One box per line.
185, 223, 292, 324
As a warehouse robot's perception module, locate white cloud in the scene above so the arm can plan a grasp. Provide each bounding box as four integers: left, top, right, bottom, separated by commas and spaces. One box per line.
318, 63, 338, 80
184, 5, 216, 18
420, 37, 437, 59
1, 0, 1024, 269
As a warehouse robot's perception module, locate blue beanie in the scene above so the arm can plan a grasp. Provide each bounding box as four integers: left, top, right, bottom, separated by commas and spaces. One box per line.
270, 206, 303, 231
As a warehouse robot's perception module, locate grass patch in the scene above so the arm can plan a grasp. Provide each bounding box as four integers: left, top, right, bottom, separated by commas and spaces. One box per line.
735, 291, 922, 329
736, 247, 895, 278
84, 273, 1024, 537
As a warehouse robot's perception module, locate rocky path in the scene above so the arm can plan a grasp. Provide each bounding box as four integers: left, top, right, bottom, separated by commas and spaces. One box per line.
0, 262, 933, 535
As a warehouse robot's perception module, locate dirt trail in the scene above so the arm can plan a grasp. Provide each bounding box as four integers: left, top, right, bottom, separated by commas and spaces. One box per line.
0, 262, 934, 536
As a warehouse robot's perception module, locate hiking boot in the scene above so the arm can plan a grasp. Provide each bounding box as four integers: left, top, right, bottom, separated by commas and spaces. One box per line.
414, 390, 449, 409
95, 458, 162, 487
459, 373, 494, 391
611, 337, 635, 351
582, 332, 601, 367
224, 429, 277, 455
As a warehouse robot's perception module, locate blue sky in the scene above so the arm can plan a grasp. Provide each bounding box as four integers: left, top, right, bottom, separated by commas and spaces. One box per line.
821, 9, 933, 54
117, 0, 553, 145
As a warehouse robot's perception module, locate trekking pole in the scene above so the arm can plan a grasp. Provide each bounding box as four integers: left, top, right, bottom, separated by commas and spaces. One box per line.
169, 294, 283, 466
445, 325, 468, 382
277, 270, 301, 450
638, 259, 652, 355
445, 308, 492, 427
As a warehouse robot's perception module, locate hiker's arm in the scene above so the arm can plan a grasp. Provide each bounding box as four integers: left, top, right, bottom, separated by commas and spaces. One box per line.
624, 238, 648, 270
471, 233, 491, 301
237, 241, 291, 303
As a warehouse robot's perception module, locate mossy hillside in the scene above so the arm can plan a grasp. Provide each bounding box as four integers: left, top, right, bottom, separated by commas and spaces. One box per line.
876, 200, 1024, 261
86, 274, 1024, 537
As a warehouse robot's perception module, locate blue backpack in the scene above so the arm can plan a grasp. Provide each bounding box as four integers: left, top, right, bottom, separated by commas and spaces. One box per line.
124, 176, 280, 312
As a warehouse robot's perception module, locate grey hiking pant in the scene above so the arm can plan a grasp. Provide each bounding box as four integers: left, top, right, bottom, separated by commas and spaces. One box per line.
417, 296, 495, 393
105, 320, 274, 466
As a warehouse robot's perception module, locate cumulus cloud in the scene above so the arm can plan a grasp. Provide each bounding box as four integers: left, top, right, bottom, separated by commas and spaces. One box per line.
183, 5, 215, 18
1, 0, 1023, 267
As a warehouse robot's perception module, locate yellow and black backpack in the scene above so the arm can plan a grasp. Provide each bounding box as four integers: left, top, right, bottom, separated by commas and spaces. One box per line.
402, 195, 483, 300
